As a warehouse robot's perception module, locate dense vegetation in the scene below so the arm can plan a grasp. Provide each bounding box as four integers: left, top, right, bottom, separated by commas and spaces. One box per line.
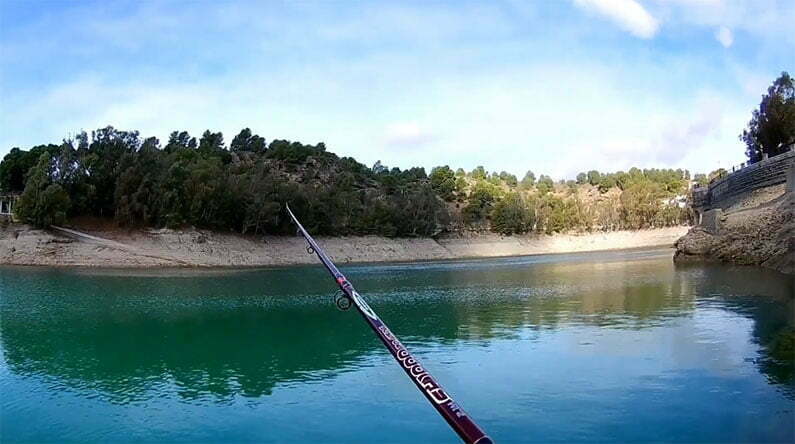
741, 71, 795, 163
1, 127, 691, 235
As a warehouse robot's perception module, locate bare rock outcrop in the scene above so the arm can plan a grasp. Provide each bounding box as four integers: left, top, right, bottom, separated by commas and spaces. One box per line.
674, 185, 794, 274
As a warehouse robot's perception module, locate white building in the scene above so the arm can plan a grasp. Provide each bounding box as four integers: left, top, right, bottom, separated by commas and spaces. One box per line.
0, 194, 19, 221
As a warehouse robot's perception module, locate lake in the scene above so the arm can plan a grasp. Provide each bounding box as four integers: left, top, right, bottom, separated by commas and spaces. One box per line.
1, 248, 793, 443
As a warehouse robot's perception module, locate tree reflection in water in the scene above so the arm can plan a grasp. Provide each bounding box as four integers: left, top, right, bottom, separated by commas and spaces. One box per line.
1, 251, 792, 406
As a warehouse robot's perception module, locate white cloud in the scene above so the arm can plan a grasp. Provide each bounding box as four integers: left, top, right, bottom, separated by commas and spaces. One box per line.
554, 94, 748, 177
6, 60, 749, 181
2, 0, 789, 180
574, 0, 659, 38
384, 122, 435, 148
649, 0, 795, 46
652, 100, 723, 164
715, 26, 733, 47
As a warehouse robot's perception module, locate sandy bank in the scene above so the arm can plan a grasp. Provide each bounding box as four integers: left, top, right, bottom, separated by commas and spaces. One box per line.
0, 224, 688, 269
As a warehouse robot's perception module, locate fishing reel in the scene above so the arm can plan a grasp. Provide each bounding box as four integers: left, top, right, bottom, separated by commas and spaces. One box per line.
296, 229, 315, 254
333, 290, 353, 311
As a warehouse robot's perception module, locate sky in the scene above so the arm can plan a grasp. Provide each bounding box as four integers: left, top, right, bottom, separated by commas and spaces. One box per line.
0, 0, 792, 179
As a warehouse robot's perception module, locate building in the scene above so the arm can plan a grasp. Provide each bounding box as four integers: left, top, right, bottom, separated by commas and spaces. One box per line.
0, 193, 20, 222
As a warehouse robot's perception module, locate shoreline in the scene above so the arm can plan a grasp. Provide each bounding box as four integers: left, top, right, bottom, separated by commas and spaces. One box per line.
0, 225, 689, 269
674, 183, 793, 275
0, 246, 680, 279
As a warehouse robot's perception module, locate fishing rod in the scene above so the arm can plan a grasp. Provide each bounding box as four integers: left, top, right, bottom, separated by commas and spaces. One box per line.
286, 204, 492, 444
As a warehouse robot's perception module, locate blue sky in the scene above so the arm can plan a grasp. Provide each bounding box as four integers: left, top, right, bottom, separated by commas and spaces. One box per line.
1, 0, 792, 178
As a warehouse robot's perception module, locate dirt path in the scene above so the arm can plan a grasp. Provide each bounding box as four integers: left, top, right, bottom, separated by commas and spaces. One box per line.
50, 226, 196, 266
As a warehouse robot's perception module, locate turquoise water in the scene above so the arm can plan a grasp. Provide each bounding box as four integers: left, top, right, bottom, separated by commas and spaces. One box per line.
1, 248, 793, 443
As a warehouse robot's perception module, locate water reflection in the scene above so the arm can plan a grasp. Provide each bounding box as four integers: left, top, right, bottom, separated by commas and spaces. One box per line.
1, 277, 377, 403
1, 250, 792, 407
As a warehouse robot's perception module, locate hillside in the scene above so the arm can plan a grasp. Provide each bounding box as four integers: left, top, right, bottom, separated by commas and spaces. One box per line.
1, 126, 692, 238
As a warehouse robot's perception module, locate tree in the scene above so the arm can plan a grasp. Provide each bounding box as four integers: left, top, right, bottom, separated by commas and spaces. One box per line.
392, 183, 448, 237
708, 168, 727, 182
230, 128, 267, 154
500, 171, 518, 187
520, 170, 536, 188
597, 174, 616, 193
463, 181, 500, 223
429, 166, 457, 201
566, 180, 577, 193
1, 125, 697, 236
576, 172, 587, 185
454, 176, 467, 199
0, 145, 61, 193
14, 153, 71, 227
241, 165, 281, 234
198, 130, 227, 159
535, 194, 579, 234
613, 171, 630, 190
693, 173, 708, 186
741, 72, 795, 163
53, 140, 94, 215
405, 167, 427, 181
371, 160, 388, 175
114, 138, 163, 226
491, 192, 533, 235
586, 170, 601, 186
619, 181, 663, 229
471, 166, 487, 180
268, 139, 325, 164
0, 148, 35, 192
185, 157, 225, 226
165, 131, 197, 153
83, 127, 140, 217
536, 174, 554, 194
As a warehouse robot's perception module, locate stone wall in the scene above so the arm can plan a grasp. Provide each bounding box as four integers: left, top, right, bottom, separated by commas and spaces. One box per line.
694, 150, 795, 211
700, 209, 722, 234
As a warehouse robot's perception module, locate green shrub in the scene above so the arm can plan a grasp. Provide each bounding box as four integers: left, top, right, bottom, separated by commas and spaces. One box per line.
491, 192, 533, 235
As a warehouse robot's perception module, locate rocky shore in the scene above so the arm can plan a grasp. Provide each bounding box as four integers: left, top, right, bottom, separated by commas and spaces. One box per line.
0, 224, 688, 268
674, 183, 794, 274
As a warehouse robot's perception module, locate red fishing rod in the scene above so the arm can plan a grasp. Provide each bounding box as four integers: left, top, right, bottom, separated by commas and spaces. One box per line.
286, 204, 492, 444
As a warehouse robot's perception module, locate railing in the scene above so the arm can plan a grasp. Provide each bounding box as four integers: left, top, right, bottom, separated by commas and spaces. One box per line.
692, 148, 795, 210
708, 143, 795, 185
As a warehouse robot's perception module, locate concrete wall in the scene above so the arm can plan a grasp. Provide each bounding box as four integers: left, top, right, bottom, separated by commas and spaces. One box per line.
695, 150, 795, 211
701, 209, 722, 234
